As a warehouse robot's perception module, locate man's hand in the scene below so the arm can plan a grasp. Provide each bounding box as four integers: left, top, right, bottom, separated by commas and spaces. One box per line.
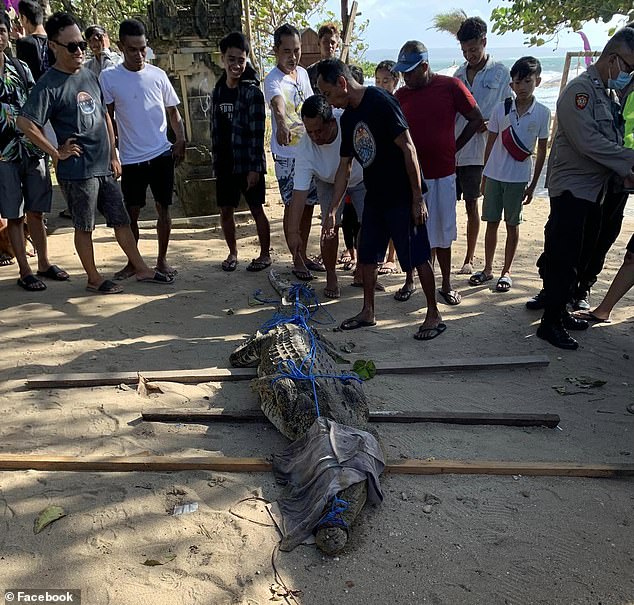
480, 176, 487, 197
246, 171, 260, 190
523, 184, 535, 205
321, 212, 337, 240
57, 137, 82, 161
172, 140, 186, 165
276, 122, 291, 146
411, 197, 428, 225
111, 157, 122, 180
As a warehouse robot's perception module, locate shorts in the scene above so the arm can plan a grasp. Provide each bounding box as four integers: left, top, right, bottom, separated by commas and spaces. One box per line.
121, 149, 175, 208
456, 165, 483, 200
0, 155, 52, 219
274, 156, 318, 206
482, 178, 527, 226
315, 180, 365, 226
59, 175, 131, 232
358, 202, 431, 273
216, 171, 266, 208
425, 174, 457, 249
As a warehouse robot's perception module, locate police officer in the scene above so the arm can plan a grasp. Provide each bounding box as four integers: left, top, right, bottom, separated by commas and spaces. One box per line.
537, 27, 634, 350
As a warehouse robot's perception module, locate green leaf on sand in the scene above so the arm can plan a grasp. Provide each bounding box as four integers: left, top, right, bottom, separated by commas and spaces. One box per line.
353, 359, 376, 381
33, 505, 66, 534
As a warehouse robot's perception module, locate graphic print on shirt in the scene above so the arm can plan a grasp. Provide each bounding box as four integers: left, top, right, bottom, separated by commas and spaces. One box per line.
353, 121, 376, 168
77, 91, 96, 115
219, 101, 234, 122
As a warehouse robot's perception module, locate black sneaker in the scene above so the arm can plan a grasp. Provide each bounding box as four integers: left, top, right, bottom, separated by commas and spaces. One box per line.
536, 320, 579, 350
526, 290, 546, 310
572, 291, 590, 311
562, 312, 589, 331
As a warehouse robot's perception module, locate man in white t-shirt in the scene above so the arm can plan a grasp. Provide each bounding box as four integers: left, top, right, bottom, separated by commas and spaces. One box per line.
264, 23, 320, 281
454, 17, 512, 274
287, 95, 365, 298
99, 18, 185, 279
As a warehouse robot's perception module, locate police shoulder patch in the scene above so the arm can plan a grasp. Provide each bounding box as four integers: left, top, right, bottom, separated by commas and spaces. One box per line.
575, 93, 589, 110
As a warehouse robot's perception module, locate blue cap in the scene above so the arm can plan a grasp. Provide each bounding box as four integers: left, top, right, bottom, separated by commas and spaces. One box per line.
393, 50, 429, 73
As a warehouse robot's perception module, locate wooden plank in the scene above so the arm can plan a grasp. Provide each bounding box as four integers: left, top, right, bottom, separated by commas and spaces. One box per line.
339, 0, 358, 63
0, 455, 631, 478
141, 408, 561, 428
25, 355, 549, 390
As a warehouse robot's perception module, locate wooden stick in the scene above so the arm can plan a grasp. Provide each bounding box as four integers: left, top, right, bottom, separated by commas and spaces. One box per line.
339, 0, 358, 63
0, 455, 630, 478
25, 355, 549, 389
141, 408, 561, 428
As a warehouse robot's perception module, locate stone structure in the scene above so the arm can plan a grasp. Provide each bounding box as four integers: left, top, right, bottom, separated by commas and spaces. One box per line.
145, 0, 245, 215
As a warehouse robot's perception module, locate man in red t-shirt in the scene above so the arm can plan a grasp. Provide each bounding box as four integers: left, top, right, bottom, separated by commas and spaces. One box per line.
394, 40, 483, 306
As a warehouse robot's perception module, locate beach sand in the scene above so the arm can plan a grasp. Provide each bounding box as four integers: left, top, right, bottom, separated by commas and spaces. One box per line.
0, 185, 632, 604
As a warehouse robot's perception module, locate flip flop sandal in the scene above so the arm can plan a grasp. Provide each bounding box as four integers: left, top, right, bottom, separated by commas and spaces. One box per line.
246, 258, 272, 272
495, 276, 513, 292
86, 279, 123, 294
414, 322, 447, 341
468, 271, 493, 286
340, 317, 377, 330
137, 271, 175, 284
394, 286, 416, 301
378, 262, 399, 275
438, 289, 462, 305
0, 255, 15, 266
305, 259, 326, 272
17, 274, 47, 291
292, 269, 314, 281
573, 310, 611, 324
222, 259, 238, 272
37, 265, 70, 281
323, 286, 341, 299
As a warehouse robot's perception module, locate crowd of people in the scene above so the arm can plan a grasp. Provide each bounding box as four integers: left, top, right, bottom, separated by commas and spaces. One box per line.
1, 5, 633, 350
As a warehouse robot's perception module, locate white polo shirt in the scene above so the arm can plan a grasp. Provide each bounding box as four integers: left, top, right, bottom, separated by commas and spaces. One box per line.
483, 98, 551, 183
293, 110, 364, 190
454, 57, 512, 166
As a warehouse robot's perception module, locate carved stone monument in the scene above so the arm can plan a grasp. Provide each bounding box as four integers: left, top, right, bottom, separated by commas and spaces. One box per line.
146, 0, 243, 215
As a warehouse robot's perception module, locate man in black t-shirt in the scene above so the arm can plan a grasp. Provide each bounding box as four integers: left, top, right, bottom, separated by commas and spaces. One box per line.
16, 0, 53, 81
315, 58, 446, 340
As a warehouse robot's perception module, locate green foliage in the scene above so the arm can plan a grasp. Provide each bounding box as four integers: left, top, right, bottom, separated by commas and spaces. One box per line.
352, 359, 376, 381
50, 0, 146, 38
356, 59, 377, 78
431, 9, 467, 36
489, 0, 634, 46
317, 11, 370, 61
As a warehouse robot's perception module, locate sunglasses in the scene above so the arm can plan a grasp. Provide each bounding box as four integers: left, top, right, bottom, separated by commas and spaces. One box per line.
53, 39, 88, 53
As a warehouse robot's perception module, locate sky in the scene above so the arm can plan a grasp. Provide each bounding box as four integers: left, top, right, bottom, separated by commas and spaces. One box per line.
317, 0, 630, 53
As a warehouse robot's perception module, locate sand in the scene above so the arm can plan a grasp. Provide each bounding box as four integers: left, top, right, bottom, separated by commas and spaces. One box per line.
0, 185, 632, 605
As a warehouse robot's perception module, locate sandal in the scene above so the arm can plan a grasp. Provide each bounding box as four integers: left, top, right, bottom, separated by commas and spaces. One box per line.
495, 275, 512, 292
414, 323, 447, 341
468, 271, 493, 286
17, 274, 47, 291
378, 262, 399, 275
246, 258, 272, 272
37, 265, 70, 281
222, 258, 238, 272
394, 285, 416, 301
438, 289, 462, 305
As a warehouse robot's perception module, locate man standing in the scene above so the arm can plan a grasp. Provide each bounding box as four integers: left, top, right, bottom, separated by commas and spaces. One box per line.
16, 0, 53, 81
99, 18, 185, 279
287, 94, 365, 299
264, 23, 320, 281
306, 22, 340, 92
84, 24, 121, 77
316, 59, 445, 340
393, 41, 484, 307
0, 9, 67, 291
18, 12, 173, 294
454, 17, 512, 275
536, 27, 634, 349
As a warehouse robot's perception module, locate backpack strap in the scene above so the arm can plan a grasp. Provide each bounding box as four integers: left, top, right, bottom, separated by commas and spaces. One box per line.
7, 55, 30, 90
504, 96, 513, 115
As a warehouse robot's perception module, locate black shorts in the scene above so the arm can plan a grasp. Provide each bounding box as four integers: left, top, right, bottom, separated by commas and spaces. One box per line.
456, 165, 483, 200
216, 171, 265, 208
121, 149, 174, 208
358, 202, 431, 273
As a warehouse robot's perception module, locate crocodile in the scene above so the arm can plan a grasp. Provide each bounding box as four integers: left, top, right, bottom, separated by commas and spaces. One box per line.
230, 301, 383, 555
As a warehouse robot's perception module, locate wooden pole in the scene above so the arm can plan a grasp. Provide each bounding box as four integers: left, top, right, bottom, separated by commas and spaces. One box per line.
25, 354, 550, 389
339, 1, 358, 64
242, 0, 261, 77
0, 454, 631, 478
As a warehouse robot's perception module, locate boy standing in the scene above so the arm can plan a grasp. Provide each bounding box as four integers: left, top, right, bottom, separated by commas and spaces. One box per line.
211, 32, 270, 272
454, 17, 512, 274
99, 18, 185, 279
469, 56, 550, 292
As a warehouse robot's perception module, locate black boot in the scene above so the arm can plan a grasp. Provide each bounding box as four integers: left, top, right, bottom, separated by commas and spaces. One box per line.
536, 318, 579, 350
562, 311, 589, 331
526, 289, 546, 310
572, 289, 590, 311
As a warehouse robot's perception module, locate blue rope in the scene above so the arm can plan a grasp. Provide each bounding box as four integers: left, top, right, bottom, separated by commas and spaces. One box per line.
258, 281, 358, 418
316, 496, 349, 531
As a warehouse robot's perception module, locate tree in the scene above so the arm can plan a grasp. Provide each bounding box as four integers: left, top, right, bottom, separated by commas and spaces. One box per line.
489, 0, 634, 46
431, 9, 466, 37
50, 0, 146, 36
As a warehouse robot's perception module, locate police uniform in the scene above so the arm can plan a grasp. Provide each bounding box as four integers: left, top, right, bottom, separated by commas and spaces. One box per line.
540, 64, 634, 327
